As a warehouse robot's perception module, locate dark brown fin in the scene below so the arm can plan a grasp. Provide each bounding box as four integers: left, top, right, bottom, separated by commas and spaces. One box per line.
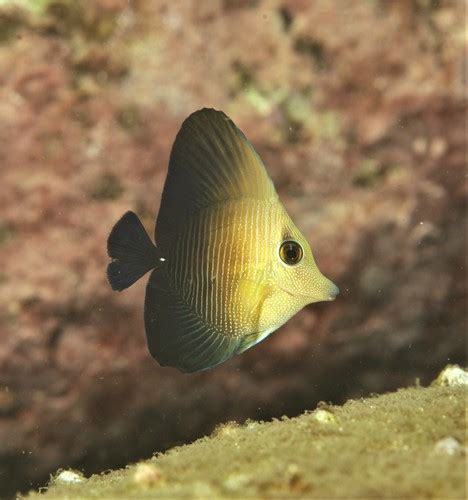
107, 211, 162, 291
144, 268, 241, 372
155, 108, 277, 251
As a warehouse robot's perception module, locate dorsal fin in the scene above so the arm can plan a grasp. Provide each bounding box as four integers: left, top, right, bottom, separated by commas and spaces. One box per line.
155, 108, 277, 250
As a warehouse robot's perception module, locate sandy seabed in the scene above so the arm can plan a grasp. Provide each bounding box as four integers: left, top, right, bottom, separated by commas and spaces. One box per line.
25, 366, 467, 499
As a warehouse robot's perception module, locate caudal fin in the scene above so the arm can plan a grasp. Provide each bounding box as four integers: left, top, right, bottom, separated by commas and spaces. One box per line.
107, 211, 162, 291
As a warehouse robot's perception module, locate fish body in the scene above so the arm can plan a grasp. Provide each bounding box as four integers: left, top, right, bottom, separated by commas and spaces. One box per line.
107, 109, 338, 372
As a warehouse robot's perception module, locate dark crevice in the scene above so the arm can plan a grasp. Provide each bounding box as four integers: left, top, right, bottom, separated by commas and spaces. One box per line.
278, 6, 293, 32
293, 36, 327, 70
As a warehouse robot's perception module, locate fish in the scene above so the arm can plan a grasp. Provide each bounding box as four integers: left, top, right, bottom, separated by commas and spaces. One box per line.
107, 108, 338, 373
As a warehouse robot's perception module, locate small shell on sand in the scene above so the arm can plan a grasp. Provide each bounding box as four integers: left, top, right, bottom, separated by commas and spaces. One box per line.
132, 463, 164, 488
434, 437, 464, 456
53, 470, 85, 484
433, 365, 468, 387
312, 409, 339, 424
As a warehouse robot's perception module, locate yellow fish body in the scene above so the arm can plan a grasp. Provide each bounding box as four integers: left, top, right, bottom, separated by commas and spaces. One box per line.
107, 109, 338, 372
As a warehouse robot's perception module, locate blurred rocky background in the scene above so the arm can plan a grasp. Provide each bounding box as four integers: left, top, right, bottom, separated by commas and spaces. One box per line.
0, 0, 466, 496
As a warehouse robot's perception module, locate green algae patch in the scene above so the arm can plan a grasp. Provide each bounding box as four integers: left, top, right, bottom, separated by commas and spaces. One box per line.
26, 380, 466, 499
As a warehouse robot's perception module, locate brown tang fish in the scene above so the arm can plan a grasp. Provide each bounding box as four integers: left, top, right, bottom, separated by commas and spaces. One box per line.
107, 108, 338, 373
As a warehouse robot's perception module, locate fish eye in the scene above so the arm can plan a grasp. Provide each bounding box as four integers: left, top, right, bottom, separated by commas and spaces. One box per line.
279, 240, 303, 266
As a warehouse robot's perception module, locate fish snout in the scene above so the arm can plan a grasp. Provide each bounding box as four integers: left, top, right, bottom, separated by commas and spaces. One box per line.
307, 276, 339, 303
327, 282, 340, 301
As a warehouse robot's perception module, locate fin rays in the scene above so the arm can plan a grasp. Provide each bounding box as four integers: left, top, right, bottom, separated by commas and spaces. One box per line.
107, 211, 161, 291
145, 268, 241, 372
155, 108, 277, 250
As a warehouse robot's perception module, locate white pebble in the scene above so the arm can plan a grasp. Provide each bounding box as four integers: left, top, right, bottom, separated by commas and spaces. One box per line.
312, 409, 338, 424
223, 473, 250, 492
133, 463, 163, 488
54, 470, 85, 484
434, 437, 463, 456
434, 365, 468, 387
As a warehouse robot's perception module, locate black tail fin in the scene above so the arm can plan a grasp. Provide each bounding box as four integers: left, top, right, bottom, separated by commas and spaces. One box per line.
107, 211, 162, 291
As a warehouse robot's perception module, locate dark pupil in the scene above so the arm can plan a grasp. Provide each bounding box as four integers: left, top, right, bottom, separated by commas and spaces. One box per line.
286, 247, 297, 260
281, 241, 302, 264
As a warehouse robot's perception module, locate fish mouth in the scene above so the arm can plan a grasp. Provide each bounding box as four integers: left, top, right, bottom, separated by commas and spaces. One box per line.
277, 282, 339, 302
328, 283, 340, 300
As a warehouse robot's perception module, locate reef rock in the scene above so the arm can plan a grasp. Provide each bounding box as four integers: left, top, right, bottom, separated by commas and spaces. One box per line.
0, 0, 466, 496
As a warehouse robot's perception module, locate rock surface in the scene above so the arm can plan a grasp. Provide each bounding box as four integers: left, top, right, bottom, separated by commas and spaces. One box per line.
0, 0, 466, 496
25, 370, 467, 499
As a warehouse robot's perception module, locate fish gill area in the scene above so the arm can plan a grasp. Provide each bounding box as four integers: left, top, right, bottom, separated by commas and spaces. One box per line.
0, 0, 466, 497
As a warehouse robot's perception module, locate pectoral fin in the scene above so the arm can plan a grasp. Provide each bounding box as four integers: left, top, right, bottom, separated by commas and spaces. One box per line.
234, 277, 278, 353
237, 277, 271, 321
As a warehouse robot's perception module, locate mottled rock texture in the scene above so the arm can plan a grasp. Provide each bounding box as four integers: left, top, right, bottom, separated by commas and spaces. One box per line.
0, 0, 466, 496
